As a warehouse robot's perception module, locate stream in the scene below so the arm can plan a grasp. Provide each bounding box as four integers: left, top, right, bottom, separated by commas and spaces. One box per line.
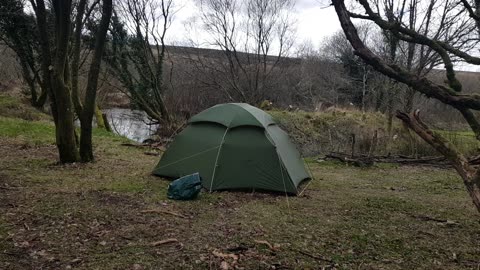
103, 108, 158, 142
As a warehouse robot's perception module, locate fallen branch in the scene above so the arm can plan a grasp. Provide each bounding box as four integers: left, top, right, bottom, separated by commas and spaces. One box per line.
144, 151, 160, 156
0, 184, 18, 190
324, 152, 452, 166
294, 249, 334, 263
151, 238, 179, 246
253, 240, 278, 251
140, 209, 187, 218
410, 214, 459, 226
469, 155, 480, 165
120, 143, 150, 148
121, 142, 166, 152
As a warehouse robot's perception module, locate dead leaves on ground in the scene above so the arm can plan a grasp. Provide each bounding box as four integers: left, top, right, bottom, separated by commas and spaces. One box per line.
212, 249, 239, 269
207, 239, 282, 269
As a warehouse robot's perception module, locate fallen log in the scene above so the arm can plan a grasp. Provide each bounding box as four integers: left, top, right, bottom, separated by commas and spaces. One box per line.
120, 143, 150, 148
469, 155, 480, 165
324, 152, 451, 167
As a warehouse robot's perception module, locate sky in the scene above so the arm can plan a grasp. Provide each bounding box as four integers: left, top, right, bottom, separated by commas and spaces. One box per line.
165, 0, 341, 51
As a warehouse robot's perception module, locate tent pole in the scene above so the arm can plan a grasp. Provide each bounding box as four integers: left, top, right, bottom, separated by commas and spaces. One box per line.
209, 128, 229, 192
277, 154, 291, 215
299, 158, 316, 196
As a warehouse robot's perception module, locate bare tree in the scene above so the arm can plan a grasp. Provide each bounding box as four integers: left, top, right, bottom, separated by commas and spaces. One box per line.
331, 0, 480, 212
294, 41, 350, 109
185, 0, 295, 104
105, 0, 173, 126
0, 0, 47, 108
322, 25, 378, 111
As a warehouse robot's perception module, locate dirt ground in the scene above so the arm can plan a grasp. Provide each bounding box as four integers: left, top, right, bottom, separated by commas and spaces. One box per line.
0, 126, 480, 269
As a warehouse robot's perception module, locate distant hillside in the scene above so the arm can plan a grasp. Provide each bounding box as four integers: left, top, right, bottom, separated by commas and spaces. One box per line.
163, 44, 301, 64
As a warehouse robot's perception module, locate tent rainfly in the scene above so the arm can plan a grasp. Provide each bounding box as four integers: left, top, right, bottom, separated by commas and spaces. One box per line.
152, 103, 310, 194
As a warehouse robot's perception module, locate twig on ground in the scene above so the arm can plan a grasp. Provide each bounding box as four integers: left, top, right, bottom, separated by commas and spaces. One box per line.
294, 249, 334, 263
253, 240, 277, 251
150, 238, 179, 246
140, 209, 187, 218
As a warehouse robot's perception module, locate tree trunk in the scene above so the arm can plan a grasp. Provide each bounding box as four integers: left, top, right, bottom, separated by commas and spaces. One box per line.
404, 88, 415, 113
79, 0, 112, 162
31, 0, 56, 120
375, 88, 384, 112
95, 105, 107, 130
361, 67, 367, 112
34, 88, 48, 108
466, 175, 480, 212
102, 113, 112, 132
387, 92, 394, 134
79, 116, 94, 162
53, 77, 79, 162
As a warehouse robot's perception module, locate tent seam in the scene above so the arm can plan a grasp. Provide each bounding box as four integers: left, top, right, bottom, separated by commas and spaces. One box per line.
209, 128, 229, 192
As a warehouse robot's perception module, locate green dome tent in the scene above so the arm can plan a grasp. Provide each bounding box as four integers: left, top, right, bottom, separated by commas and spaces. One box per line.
152, 103, 310, 194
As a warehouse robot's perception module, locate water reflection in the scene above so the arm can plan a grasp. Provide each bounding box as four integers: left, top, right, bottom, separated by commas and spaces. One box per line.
104, 108, 158, 142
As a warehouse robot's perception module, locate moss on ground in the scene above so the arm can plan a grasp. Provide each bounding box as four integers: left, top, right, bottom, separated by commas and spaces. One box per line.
0, 114, 479, 269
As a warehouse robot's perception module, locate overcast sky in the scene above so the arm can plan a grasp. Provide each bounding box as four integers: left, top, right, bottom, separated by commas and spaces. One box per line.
166, 0, 341, 51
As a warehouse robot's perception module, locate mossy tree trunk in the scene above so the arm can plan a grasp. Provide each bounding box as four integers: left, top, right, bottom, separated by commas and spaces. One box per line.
32, 0, 80, 163
95, 105, 106, 130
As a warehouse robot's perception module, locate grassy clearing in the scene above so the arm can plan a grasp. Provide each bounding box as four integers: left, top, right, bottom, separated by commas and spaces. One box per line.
0, 115, 479, 269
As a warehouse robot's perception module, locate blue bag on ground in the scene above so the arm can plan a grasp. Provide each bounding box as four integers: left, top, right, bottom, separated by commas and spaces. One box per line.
167, 173, 202, 200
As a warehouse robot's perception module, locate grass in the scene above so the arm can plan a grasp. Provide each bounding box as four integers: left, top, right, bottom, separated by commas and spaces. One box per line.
270, 109, 480, 157
0, 94, 50, 121
0, 115, 479, 269
0, 116, 55, 145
